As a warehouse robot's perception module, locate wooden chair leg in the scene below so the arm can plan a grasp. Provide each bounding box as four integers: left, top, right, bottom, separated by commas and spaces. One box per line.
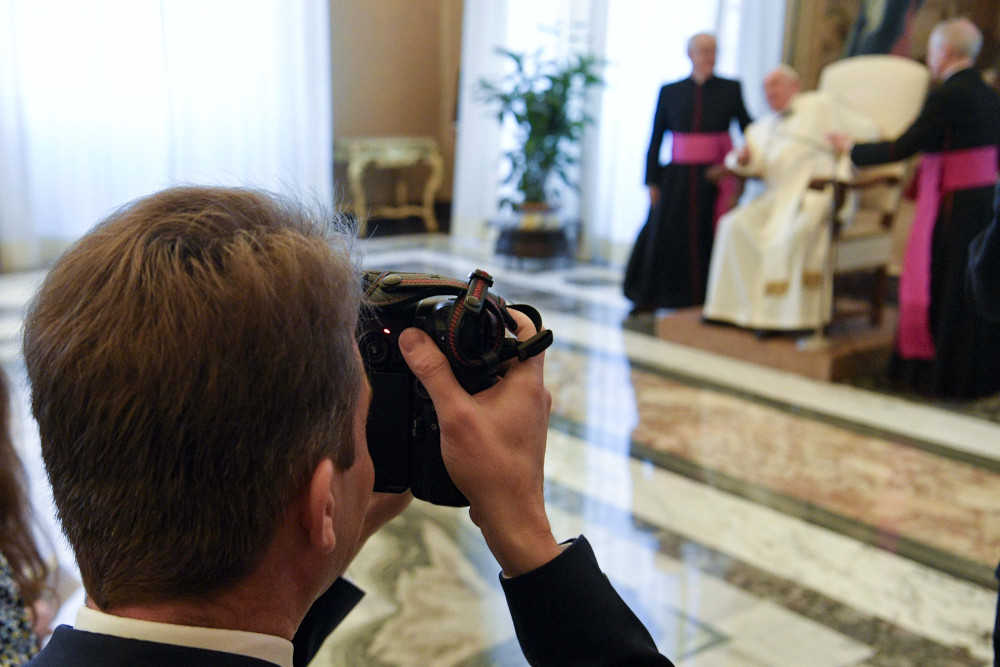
870, 267, 886, 327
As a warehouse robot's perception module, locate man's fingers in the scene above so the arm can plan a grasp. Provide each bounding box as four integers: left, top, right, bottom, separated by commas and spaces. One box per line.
508, 307, 540, 342
494, 308, 547, 384
399, 313, 545, 399
398, 327, 464, 401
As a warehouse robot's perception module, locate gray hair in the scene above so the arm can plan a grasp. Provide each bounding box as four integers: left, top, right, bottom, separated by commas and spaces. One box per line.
687, 32, 716, 54
931, 17, 983, 61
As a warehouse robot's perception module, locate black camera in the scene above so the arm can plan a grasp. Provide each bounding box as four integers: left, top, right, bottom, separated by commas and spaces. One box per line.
358, 269, 553, 506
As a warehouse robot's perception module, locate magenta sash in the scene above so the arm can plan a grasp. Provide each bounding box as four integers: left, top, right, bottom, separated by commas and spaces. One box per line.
671, 131, 736, 228
897, 145, 999, 359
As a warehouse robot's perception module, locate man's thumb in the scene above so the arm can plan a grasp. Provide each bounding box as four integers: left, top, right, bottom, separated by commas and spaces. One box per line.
398, 328, 461, 398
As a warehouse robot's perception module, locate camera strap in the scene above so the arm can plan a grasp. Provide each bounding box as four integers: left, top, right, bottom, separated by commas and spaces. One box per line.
362, 269, 553, 372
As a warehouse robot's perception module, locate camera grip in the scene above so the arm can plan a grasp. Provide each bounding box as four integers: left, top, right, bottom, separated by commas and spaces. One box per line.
410, 391, 468, 506
366, 371, 413, 495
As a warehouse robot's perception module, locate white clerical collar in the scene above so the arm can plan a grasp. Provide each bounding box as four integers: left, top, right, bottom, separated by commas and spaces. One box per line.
75, 605, 293, 667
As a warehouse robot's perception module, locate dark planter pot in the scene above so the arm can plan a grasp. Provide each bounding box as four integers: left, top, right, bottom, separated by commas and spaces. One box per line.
494, 227, 571, 259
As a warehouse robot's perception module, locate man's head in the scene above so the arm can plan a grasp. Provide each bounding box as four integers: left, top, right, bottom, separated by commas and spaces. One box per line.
23, 186, 367, 610
927, 17, 982, 79
687, 33, 717, 83
763, 65, 801, 113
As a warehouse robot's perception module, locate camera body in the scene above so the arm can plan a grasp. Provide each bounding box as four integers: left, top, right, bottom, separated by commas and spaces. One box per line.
358, 269, 551, 506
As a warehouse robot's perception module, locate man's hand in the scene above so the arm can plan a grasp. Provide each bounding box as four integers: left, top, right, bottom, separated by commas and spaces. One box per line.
398, 312, 561, 577
827, 132, 853, 155
704, 164, 731, 183
735, 145, 752, 166
648, 184, 661, 208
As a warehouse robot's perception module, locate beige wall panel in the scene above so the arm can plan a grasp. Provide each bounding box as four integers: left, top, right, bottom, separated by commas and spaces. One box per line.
330, 0, 462, 205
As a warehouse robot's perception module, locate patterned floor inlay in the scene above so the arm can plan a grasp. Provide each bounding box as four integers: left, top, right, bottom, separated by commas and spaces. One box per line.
542, 343, 1000, 583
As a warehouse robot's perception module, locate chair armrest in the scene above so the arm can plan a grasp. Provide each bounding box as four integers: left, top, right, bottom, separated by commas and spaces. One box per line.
705, 163, 735, 183
847, 173, 902, 189
808, 177, 836, 191
808, 173, 901, 192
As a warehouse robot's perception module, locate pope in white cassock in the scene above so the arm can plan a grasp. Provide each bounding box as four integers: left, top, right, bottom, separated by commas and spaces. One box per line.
702, 66, 881, 333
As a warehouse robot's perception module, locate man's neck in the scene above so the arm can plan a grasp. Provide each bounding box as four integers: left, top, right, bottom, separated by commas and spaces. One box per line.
85, 517, 332, 640
940, 58, 973, 81
89, 566, 307, 640
91, 596, 297, 641
692, 71, 712, 85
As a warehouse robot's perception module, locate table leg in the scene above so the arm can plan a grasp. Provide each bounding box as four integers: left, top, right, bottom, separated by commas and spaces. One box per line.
347, 157, 369, 235
420, 152, 443, 232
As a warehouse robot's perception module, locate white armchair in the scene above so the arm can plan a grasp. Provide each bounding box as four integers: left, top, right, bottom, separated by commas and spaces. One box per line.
816, 54, 930, 325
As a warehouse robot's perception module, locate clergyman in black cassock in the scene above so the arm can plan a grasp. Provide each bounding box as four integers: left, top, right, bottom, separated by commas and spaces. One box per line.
842, 18, 1000, 399
624, 33, 751, 312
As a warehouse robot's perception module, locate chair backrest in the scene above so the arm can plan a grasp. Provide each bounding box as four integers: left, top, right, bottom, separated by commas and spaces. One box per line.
818, 55, 930, 139
820, 56, 930, 232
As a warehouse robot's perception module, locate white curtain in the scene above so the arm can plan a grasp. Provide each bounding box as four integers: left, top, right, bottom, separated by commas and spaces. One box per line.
452, 1, 509, 243
0, 0, 332, 271
453, 1, 590, 242
584, 0, 722, 262
717, 0, 788, 120
453, 0, 787, 264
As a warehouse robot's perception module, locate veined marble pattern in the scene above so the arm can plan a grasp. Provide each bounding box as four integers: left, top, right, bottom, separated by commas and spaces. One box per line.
4, 235, 997, 666
545, 344, 1000, 574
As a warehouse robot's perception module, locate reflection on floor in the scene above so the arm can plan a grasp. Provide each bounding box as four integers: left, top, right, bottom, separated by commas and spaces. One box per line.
6, 232, 999, 666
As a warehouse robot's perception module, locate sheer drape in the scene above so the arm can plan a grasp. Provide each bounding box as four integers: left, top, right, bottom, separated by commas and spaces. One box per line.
583, 1, 722, 262
717, 0, 788, 120
453, 1, 786, 263
453, 1, 591, 242
0, 0, 331, 271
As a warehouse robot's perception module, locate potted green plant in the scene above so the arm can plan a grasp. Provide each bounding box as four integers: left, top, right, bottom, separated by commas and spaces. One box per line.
478, 47, 604, 229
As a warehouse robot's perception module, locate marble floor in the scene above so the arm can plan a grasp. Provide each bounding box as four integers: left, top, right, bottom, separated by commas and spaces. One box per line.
6, 232, 1000, 666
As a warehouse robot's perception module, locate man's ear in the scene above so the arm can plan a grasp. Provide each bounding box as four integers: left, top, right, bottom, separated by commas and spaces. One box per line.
302, 458, 337, 553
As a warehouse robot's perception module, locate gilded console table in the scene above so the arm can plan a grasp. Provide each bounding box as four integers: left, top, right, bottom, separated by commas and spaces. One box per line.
334, 136, 443, 234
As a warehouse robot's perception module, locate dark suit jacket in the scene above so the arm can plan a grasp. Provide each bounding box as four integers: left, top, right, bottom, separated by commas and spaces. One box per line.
29, 537, 671, 666
27, 627, 276, 666
27, 578, 364, 667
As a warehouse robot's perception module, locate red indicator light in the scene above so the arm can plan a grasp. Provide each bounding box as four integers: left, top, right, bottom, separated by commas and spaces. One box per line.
383, 328, 391, 335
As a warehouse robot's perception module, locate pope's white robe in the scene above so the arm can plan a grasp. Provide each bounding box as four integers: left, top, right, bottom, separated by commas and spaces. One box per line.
702, 91, 880, 330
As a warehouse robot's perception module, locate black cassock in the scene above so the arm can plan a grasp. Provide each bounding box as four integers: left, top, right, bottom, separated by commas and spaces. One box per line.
967, 183, 1000, 322
624, 75, 751, 310
852, 68, 1000, 399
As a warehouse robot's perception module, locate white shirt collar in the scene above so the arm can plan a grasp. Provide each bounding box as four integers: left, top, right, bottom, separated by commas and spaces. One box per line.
74, 605, 293, 667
